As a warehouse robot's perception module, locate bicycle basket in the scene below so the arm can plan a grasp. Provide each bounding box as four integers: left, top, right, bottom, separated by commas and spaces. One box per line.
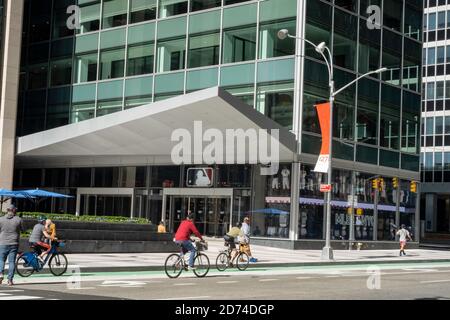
196, 241, 208, 251
58, 241, 66, 248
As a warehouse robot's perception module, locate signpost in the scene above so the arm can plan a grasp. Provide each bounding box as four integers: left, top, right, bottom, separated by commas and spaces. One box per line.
320, 184, 332, 193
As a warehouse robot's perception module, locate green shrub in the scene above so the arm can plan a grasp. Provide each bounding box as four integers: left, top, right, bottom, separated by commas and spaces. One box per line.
1, 212, 150, 225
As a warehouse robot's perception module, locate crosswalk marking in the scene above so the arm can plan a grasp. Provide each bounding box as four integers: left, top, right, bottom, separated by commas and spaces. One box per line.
0, 296, 43, 300
259, 279, 278, 282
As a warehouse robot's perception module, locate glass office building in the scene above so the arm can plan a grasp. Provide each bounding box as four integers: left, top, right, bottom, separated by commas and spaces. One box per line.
14, 0, 423, 245
420, 0, 450, 236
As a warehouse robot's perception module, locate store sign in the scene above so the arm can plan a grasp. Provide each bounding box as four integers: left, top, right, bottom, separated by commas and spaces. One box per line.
186, 168, 214, 187
314, 102, 331, 173
335, 213, 374, 227
320, 184, 332, 193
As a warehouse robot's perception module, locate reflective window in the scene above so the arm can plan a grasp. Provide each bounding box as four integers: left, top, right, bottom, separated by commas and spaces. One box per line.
100, 48, 125, 80
130, 0, 157, 24
102, 0, 128, 29
74, 53, 98, 83
127, 44, 154, 76
256, 82, 294, 129
159, 0, 188, 18
78, 1, 101, 34
50, 59, 72, 86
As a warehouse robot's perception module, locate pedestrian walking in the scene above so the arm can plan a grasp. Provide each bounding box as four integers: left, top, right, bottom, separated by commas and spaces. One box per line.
239, 217, 257, 263
0, 205, 24, 286
396, 224, 412, 256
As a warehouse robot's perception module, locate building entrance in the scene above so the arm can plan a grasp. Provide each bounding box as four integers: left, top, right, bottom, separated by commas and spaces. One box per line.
162, 188, 233, 237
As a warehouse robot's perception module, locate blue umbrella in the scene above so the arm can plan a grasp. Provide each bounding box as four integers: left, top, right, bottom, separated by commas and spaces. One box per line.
17, 189, 73, 212
0, 189, 28, 198
19, 189, 73, 199
250, 208, 289, 215
0, 189, 28, 212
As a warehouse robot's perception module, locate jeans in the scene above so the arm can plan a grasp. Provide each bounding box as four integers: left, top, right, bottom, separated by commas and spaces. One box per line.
176, 240, 196, 267
0, 245, 19, 281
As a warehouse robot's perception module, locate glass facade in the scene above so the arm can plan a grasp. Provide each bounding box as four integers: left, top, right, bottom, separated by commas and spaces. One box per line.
15, 0, 422, 242
422, 1, 450, 185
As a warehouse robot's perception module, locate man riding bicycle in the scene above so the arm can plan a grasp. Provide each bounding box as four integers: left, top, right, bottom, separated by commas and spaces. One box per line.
174, 213, 204, 271
29, 216, 52, 258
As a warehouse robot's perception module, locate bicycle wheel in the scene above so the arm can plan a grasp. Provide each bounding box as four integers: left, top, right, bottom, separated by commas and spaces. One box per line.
236, 252, 249, 271
193, 253, 210, 278
15, 254, 35, 278
215, 252, 229, 272
49, 253, 68, 276
164, 254, 184, 279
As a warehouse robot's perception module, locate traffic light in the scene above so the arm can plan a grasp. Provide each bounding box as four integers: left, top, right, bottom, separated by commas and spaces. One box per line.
392, 177, 399, 188
372, 178, 379, 190
410, 181, 417, 193
379, 178, 385, 192
356, 208, 363, 216
347, 207, 353, 215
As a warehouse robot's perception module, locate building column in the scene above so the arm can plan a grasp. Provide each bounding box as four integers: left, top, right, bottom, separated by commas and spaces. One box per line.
0, 0, 24, 191
425, 193, 438, 232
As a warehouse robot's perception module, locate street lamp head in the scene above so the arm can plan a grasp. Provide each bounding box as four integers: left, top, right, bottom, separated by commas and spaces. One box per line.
277, 29, 289, 40
376, 67, 388, 74
315, 42, 327, 54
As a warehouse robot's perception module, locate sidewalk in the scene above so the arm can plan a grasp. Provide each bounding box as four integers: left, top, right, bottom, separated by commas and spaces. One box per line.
63, 238, 450, 272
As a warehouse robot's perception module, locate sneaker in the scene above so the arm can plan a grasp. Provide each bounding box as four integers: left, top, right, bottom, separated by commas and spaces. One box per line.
188, 266, 196, 271
399, 251, 402, 256
249, 258, 258, 263
7, 280, 13, 286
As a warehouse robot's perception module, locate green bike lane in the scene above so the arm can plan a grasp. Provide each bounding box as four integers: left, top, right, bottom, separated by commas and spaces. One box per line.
13, 260, 450, 285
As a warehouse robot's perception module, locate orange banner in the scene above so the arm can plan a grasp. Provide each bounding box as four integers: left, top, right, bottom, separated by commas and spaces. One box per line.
315, 102, 331, 155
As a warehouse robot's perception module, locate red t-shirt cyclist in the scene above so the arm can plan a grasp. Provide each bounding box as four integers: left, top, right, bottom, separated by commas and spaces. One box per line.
174, 213, 204, 270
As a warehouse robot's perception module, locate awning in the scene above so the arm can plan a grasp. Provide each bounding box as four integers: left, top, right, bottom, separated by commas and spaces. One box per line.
16, 87, 298, 167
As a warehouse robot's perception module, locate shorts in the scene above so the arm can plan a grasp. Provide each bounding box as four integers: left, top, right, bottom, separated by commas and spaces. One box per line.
400, 240, 407, 246
223, 235, 236, 249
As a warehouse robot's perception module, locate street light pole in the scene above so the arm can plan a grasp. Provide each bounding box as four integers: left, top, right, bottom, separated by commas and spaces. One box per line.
277, 29, 387, 260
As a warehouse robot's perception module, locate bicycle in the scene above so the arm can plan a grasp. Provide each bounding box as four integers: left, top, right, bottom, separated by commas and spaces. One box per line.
15, 240, 68, 277
216, 241, 249, 272
164, 240, 210, 279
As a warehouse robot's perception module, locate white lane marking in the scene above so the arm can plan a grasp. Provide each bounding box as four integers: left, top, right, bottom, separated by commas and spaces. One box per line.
0, 290, 24, 293
100, 280, 147, 287
259, 279, 278, 282
420, 279, 450, 284
158, 296, 210, 300
217, 281, 238, 284
296, 277, 313, 280
402, 269, 438, 272
173, 283, 196, 286
0, 296, 42, 300
68, 287, 96, 290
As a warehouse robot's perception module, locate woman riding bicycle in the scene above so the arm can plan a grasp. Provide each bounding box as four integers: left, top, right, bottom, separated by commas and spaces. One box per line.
174, 213, 204, 271
223, 222, 242, 264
